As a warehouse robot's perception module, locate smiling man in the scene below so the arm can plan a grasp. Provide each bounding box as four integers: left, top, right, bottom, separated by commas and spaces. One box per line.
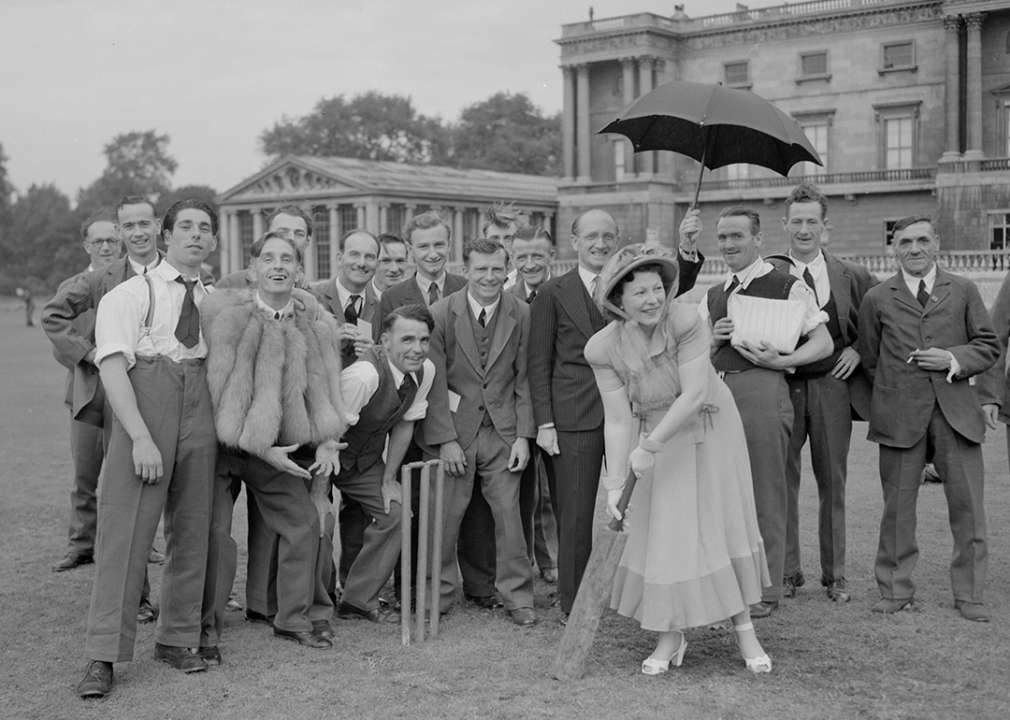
216, 205, 314, 289
696, 204, 832, 619
315, 229, 380, 366
373, 233, 410, 296
858, 215, 999, 622
77, 200, 220, 698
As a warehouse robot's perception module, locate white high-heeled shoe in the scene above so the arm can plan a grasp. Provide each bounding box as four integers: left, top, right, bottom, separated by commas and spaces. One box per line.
734, 622, 772, 674
641, 633, 687, 675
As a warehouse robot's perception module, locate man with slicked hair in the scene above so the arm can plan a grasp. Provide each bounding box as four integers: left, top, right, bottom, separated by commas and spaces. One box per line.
216, 204, 315, 290
528, 208, 703, 616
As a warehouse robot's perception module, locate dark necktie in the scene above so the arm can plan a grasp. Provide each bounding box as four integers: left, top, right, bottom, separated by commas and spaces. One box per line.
345, 294, 360, 324
917, 279, 930, 308
174, 277, 200, 349
478, 308, 487, 328
527, 289, 537, 303
802, 267, 819, 305
398, 372, 416, 402
728, 275, 740, 292
428, 283, 439, 306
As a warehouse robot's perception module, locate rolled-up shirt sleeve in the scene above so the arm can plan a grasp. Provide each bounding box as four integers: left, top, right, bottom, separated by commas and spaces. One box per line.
339, 362, 379, 427
790, 281, 829, 335
95, 279, 147, 370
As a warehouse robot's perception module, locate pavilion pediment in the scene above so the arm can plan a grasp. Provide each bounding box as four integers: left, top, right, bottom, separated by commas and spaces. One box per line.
219, 157, 362, 204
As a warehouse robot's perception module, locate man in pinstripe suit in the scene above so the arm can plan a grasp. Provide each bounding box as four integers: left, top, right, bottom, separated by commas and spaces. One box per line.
527, 209, 703, 616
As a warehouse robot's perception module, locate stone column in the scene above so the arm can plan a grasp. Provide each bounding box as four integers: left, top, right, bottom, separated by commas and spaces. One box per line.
964, 13, 986, 161
576, 63, 591, 183
453, 207, 465, 262
656, 58, 675, 178
405, 203, 416, 224
544, 211, 556, 240
303, 225, 316, 282
229, 210, 241, 271
620, 57, 637, 179
329, 205, 339, 277
940, 15, 963, 162
252, 207, 263, 241
355, 203, 365, 228
379, 203, 389, 233
637, 56, 655, 176
217, 209, 229, 276
365, 200, 379, 231
562, 65, 576, 181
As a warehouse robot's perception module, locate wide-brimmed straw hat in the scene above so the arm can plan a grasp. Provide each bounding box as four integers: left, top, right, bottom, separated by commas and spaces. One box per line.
595, 243, 680, 322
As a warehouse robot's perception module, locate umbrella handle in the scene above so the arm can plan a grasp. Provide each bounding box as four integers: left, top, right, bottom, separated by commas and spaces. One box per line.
690, 127, 710, 211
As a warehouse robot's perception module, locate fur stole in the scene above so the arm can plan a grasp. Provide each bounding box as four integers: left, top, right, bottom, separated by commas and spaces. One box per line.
201, 288, 347, 455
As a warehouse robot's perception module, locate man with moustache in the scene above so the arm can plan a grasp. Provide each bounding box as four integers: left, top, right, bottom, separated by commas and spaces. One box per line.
694, 205, 832, 619
508, 226, 559, 582
424, 237, 537, 625
529, 208, 705, 617
48, 213, 121, 572
858, 216, 998, 622
76, 200, 220, 698
373, 234, 410, 297
774, 183, 877, 605
200, 231, 346, 655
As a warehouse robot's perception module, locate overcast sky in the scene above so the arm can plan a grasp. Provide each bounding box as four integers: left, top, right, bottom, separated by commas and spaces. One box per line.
1, 0, 756, 200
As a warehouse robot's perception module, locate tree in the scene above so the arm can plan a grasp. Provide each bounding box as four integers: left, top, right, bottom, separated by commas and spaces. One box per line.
4, 183, 80, 290
451, 93, 561, 176
0, 143, 14, 253
260, 92, 449, 164
78, 131, 178, 213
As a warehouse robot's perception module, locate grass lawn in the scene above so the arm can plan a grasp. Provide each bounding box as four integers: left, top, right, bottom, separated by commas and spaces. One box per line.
1, 299, 1009, 720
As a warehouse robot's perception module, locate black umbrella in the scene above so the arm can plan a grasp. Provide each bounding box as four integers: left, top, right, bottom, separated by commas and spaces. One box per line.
599, 80, 822, 207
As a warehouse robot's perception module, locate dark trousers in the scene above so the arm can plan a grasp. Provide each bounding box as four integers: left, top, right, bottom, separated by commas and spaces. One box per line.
542, 424, 606, 614
785, 374, 852, 583
85, 358, 215, 663
67, 416, 103, 555
723, 368, 793, 604
876, 404, 987, 602
522, 449, 558, 572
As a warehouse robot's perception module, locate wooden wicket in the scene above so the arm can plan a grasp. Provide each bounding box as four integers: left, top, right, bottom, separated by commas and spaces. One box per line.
400, 459, 445, 645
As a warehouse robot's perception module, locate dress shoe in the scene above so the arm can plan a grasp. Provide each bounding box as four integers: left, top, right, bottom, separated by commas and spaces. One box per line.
642, 633, 687, 675
824, 576, 851, 603
53, 551, 93, 572
312, 619, 335, 639
198, 646, 222, 666
137, 598, 159, 624
246, 609, 275, 625
465, 594, 505, 610
955, 601, 991, 623
782, 570, 805, 598
749, 601, 778, 619
77, 660, 113, 698
871, 597, 914, 614
338, 600, 399, 624
559, 612, 569, 627
273, 626, 333, 649
148, 547, 166, 565
509, 607, 538, 627
225, 596, 243, 612
379, 594, 402, 611
541, 567, 559, 584
154, 643, 207, 673
733, 622, 772, 674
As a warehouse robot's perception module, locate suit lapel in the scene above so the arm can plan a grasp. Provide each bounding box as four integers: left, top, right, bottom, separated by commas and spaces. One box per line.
322, 279, 342, 318
486, 293, 516, 370
362, 282, 378, 322
889, 273, 922, 314
825, 253, 852, 343
558, 269, 597, 340
451, 291, 484, 375
926, 269, 952, 315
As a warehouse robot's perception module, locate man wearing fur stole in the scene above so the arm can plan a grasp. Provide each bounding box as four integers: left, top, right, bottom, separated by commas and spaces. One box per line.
199, 230, 347, 653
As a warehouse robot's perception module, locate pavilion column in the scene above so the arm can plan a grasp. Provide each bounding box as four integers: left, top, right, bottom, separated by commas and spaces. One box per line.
252, 207, 263, 241
365, 200, 379, 231
329, 205, 339, 277
562, 65, 576, 181
964, 13, 986, 161
229, 210, 241, 271
576, 63, 591, 183
620, 57, 637, 178
940, 15, 963, 162
544, 211, 555, 240
217, 209, 229, 276
656, 58, 675, 178
453, 206, 465, 262
355, 203, 365, 228
379, 203, 389, 233
405, 203, 416, 225
637, 56, 655, 177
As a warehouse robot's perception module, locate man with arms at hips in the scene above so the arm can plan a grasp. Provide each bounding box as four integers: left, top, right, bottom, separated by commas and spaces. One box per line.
373, 233, 410, 297
424, 238, 538, 625
76, 200, 220, 698
775, 183, 877, 604
508, 226, 560, 583
858, 215, 998, 622
48, 213, 121, 572
528, 209, 704, 617
333, 304, 435, 624
695, 205, 832, 619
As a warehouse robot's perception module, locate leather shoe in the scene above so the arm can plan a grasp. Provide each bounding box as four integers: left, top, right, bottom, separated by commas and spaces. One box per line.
77, 660, 113, 698
465, 594, 505, 610
782, 570, 805, 598
148, 547, 166, 565
246, 609, 275, 625
824, 577, 851, 603
312, 619, 335, 639
154, 643, 207, 673
53, 551, 93, 572
955, 601, 990, 623
197, 646, 222, 666
541, 567, 559, 584
338, 600, 399, 624
871, 597, 913, 614
273, 626, 332, 649
509, 607, 538, 627
225, 596, 243, 612
137, 598, 159, 624
749, 601, 778, 619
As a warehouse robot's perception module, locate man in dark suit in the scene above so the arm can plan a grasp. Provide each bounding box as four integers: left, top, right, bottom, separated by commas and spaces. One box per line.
48, 213, 121, 571
858, 215, 999, 622
424, 237, 537, 626
775, 183, 877, 605
528, 208, 704, 616
313, 229, 379, 366
979, 271, 1010, 467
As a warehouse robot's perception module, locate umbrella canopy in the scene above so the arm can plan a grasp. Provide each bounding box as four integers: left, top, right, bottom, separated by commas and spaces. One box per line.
599, 80, 822, 206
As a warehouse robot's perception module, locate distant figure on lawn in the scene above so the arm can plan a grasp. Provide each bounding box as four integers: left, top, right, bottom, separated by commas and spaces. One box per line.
858, 215, 999, 623
15, 287, 35, 326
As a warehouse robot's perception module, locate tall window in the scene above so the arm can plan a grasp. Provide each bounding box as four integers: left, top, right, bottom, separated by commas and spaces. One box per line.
463, 209, 480, 241
884, 220, 899, 248
238, 210, 254, 266
724, 61, 749, 87
798, 121, 829, 176
337, 204, 356, 237
884, 116, 913, 169
991, 212, 1010, 251
614, 142, 625, 181
313, 205, 331, 280
387, 203, 406, 236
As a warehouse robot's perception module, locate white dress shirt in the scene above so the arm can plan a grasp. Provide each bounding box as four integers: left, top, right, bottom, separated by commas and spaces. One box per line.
787, 250, 831, 310
467, 291, 500, 325
415, 273, 447, 305
128, 255, 160, 276
339, 357, 435, 426
577, 265, 601, 297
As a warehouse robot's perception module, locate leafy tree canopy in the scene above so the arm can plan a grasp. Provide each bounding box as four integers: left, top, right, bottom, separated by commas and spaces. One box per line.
451, 92, 561, 176
78, 130, 178, 213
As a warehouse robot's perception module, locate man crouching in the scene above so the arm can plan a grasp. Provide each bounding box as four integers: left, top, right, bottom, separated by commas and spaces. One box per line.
199, 231, 347, 656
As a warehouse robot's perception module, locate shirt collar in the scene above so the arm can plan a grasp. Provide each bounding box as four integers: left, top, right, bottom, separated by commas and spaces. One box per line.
415, 272, 446, 295
901, 263, 937, 293
255, 290, 294, 319
788, 249, 825, 274
335, 278, 366, 309
577, 265, 600, 294
724, 257, 771, 290
128, 254, 160, 276
467, 290, 500, 322
370, 278, 383, 301
386, 358, 408, 387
